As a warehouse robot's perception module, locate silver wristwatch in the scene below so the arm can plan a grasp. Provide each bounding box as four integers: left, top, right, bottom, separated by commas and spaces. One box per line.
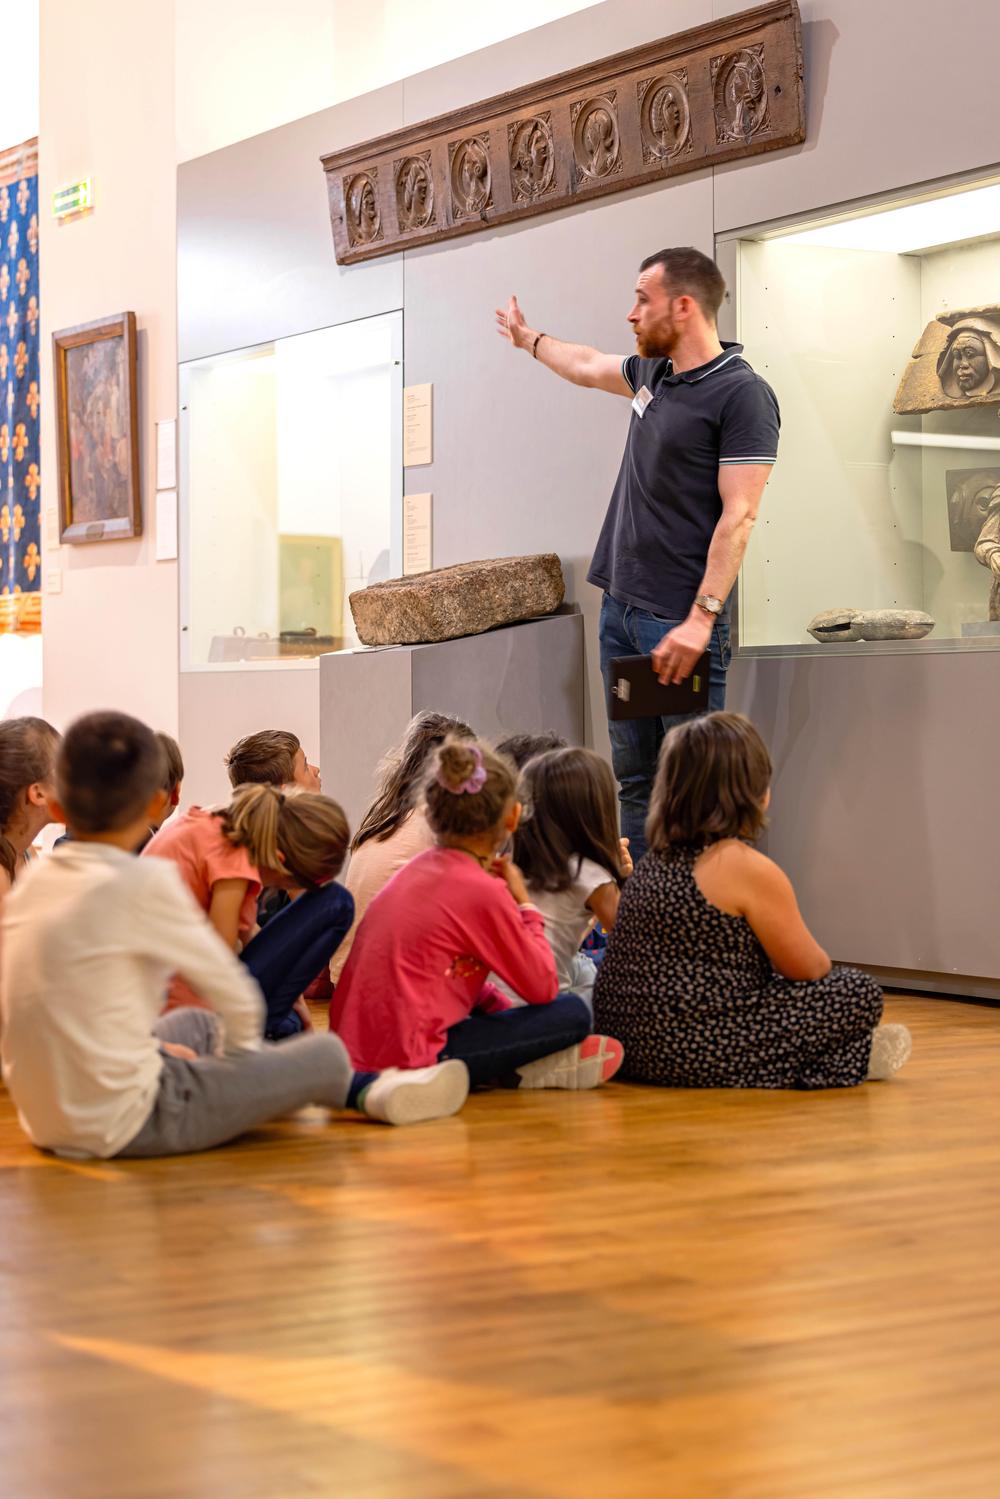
694, 594, 724, 617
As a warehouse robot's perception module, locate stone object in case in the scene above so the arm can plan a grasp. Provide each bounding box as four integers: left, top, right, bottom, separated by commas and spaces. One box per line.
349, 554, 566, 646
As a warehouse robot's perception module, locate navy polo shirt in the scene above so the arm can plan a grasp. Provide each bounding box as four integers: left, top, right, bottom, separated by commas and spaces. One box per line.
587, 342, 780, 620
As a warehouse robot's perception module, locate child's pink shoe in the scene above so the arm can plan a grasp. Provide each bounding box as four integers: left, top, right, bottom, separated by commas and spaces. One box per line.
516, 1034, 624, 1090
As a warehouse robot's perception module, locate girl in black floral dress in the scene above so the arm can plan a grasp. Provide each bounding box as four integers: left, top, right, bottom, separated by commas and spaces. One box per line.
593, 713, 910, 1089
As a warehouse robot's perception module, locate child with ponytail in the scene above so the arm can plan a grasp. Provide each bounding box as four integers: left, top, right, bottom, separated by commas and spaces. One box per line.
0, 717, 61, 897
144, 782, 353, 1040
329, 738, 625, 1092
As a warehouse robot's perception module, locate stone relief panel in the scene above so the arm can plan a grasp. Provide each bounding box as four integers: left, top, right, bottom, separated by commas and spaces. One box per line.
711, 44, 770, 144
394, 153, 435, 232
508, 114, 557, 203
637, 71, 692, 164
343, 169, 382, 247
571, 93, 622, 183
894, 307, 1000, 414
448, 134, 493, 220
322, 1, 805, 264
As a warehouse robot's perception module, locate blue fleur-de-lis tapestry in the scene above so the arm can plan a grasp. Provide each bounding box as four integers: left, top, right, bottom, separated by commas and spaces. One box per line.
0, 138, 40, 634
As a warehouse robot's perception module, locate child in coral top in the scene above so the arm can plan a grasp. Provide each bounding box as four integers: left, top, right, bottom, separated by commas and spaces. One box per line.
329, 738, 624, 1091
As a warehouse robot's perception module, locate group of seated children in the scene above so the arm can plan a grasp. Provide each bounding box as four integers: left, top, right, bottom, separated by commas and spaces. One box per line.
0, 702, 911, 1161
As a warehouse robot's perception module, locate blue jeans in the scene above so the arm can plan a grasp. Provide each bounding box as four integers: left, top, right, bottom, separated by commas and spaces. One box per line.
599, 592, 731, 864
240, 882, 354, 1040
440, 995, 591, 1088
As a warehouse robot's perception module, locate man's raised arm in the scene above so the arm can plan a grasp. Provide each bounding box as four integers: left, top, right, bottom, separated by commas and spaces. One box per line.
495, 295, 632, 396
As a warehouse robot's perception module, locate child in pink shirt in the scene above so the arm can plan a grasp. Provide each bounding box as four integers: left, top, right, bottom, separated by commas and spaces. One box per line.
329, 738, 625, 1091
144, 785, 353, 1040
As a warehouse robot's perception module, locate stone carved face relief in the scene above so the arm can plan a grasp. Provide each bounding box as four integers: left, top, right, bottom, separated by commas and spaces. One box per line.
936, 318, 1000, 400
714, 46, 769, 143
450, 137, 492, 217
345, 171, 381, 246
573, 96, 620, 180
947, 469, 1000, 551
509, 116, 555, 201
639, 73, 690, 162
395, 156, 434, 232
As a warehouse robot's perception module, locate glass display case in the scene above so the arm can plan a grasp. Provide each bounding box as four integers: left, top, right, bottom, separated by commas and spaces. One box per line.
726, 175, 1000, 651
179, 311, 402, 669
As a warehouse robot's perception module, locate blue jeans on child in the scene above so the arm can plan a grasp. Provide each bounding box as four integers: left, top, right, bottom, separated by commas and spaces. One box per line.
599, 591, 731, 864
240, 882, 354, 1040
440, 995, 591, 1088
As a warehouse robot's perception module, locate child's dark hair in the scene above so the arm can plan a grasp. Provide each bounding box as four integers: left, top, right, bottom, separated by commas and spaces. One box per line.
220, 784, 349, 890
225, 729, 301, 789
157, 732, 184, 797
57, 712, 167, 835
495, 729, 568, 771
424, 738, 517, 839
646, 711, 772, 852
0, 716, 61, 880
514, 747, 622, 893
353, 710, 474, 852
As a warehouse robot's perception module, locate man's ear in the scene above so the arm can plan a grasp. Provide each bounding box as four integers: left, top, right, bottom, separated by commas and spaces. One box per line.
145, 788, 169, 823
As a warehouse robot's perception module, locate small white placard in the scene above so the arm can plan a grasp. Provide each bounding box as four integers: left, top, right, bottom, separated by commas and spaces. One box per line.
403, 492, 433, 576
155, 489, 178, 561
45, 567, 63, 595
156, 419, 177, 490
403, 383, 433, 467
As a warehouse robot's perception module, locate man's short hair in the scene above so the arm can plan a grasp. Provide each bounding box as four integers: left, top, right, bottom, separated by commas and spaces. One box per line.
225, 729, 301, 789
639, 247, 727, 322
156, 732, 184, 797
58, 712, 167, 834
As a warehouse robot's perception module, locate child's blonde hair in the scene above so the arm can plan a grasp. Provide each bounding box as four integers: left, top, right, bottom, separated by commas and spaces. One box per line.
647, 711, 772, 852
424, 738, 517, 838
220, 784, 349, 889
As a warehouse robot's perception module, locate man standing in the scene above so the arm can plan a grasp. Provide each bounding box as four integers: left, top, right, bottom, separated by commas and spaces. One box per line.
496, 247, 779, 859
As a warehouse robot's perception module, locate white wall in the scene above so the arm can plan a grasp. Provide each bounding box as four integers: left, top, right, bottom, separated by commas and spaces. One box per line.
0, 0, 38, 148
173, 0, 599, 162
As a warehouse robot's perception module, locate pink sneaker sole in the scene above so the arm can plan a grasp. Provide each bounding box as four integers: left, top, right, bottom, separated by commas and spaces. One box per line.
516, 1034, 624, 1090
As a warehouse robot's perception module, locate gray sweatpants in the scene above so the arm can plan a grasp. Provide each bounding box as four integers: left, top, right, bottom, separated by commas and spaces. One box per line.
119, 1022, 354, 1158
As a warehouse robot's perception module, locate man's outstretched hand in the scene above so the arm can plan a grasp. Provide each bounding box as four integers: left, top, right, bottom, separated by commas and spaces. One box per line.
651, 611, 714, 686
496, 295, 530, 351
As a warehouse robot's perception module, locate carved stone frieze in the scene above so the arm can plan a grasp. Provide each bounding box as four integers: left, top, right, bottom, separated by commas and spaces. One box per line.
638, 71, 692, 164
571, 93, 622, 182
449, 134, 492, 219
394, 153, 435, 232
322, 1, 805, 264
711, 44, 771, 144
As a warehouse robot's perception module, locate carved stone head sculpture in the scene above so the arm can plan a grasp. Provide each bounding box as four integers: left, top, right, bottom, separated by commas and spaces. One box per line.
946, 468, 1000, 552
894, 306, 1000, 414
345, 171, 381, 246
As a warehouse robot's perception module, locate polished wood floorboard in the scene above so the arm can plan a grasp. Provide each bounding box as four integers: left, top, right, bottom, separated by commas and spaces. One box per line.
1, 996, 998, 1499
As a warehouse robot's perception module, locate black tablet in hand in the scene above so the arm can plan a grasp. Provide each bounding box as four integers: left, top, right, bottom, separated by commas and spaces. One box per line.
607, 651, 710, 721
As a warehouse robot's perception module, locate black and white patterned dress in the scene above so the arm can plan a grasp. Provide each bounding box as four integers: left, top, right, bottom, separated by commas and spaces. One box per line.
593, 847, 883, 1089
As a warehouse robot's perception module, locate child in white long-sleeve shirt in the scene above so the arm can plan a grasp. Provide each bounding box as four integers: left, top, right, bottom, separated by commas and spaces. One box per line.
0, 712, 468, 1159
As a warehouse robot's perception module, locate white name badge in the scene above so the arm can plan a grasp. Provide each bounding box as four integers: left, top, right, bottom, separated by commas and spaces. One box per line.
632, 384, 654, 419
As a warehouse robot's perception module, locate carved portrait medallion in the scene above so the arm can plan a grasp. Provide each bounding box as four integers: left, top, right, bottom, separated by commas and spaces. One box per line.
637, 71, 691, 164
571, 93, 622, 183
344, 169, 382, 247
712, 45, 770, 145
394, 153, 435, 232
508, 114, 556, 204
448, 134, 492, 219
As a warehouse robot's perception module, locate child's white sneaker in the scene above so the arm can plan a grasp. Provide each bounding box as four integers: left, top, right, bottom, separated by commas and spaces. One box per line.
360, 1060, 469, 1124
866, 1023, 912, 1080
516, 1034, 624, 1090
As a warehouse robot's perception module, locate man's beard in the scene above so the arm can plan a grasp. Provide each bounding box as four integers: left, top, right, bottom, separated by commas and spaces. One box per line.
636, 322, 676, 358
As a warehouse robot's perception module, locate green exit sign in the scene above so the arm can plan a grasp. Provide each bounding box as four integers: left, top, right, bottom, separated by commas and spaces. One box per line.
53, 178, 94, 219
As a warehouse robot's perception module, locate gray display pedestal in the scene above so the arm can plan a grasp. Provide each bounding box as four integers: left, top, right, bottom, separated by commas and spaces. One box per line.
319, 609, 584, 833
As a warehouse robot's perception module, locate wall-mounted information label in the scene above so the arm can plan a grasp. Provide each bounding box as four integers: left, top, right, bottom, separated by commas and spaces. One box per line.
403, 383, 432, 467
53, 178, 94, 219
156, 490, 178, 562
156, 419, 177, 490
403, 492, 432, 576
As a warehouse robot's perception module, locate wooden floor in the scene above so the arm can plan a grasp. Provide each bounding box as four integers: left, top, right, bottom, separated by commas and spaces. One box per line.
2, 996, 999, 1499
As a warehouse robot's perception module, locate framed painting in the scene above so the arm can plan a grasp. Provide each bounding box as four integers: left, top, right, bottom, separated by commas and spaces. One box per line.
53, 312, 141, 544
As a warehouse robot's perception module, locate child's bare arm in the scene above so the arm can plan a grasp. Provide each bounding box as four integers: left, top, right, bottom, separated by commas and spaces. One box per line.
207, 878, 248, 951
587, 882, 621, 933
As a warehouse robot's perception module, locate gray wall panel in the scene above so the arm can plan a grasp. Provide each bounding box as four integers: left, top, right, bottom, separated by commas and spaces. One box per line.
177, 84, 405, 364
728, 650, 1000, 981
178, 667, 321, 810
712, 0, 1000, 234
